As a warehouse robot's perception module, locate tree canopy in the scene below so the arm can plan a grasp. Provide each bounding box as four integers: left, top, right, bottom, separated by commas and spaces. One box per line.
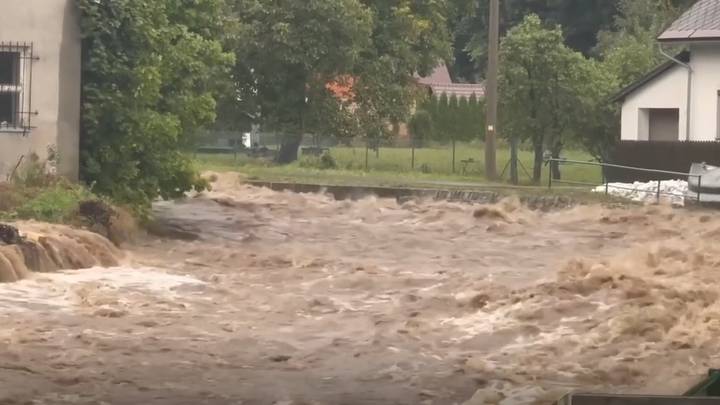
499, 14, 613, 183
75, 0, 704, 200
78, 0, 234, 208
230, 0, 453, 163
451, 0, 695, 82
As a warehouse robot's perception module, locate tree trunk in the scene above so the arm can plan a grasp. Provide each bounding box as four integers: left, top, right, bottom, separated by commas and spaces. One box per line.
277, 134, 302, 164
365, 142, 369, 171
510, 135, 519, 185
551, 142, 562, 180
533, 142, 544, 185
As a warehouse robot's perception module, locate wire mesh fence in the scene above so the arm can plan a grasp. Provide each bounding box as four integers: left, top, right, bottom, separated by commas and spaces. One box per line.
547, 158, 702, 204
195, 130, 605, 184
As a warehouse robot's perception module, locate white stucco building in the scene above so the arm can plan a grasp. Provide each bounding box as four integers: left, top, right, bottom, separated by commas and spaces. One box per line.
614, 0, 720, 143
0, 0, 81, 179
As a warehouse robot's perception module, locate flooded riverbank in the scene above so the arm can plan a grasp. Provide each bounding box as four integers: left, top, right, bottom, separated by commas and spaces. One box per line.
0, 174, 717, 404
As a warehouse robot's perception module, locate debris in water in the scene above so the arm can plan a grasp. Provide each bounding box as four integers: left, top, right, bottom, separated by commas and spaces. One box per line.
0, 223, 22, 245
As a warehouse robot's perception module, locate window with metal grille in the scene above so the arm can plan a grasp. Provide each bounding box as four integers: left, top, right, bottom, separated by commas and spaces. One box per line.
0, 42, 36, 133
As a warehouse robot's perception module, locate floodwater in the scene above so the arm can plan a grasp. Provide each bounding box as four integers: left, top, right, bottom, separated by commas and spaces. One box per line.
1, 173, 720, 404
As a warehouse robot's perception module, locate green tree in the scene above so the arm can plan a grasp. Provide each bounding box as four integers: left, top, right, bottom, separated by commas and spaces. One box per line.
450, 0, 694, 83
230, 0, 452, 163
77, 0, 235, 208
433, 93, 452, 143
572, 61, 619, 166
455, 0, 618, 81
409, 109, 434, 147
596, 0, 690, 87
573, 0, 692, 166
231, 0, 373, 163
499, 14, 590, 183
408, 108, 434, 168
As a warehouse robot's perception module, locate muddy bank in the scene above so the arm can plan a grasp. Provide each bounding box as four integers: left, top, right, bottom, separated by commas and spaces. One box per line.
0, 222, 121, 282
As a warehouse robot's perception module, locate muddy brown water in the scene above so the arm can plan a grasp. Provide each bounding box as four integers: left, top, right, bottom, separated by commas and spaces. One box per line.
0, 173, 719, 405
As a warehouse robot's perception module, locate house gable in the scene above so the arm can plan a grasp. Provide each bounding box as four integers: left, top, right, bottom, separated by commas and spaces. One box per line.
620, 63, 689, 141
611, 51, 690, 103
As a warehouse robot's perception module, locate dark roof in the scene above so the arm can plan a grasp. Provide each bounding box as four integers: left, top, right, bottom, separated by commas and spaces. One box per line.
610, 51, 690, 103
658, 0, 720, 42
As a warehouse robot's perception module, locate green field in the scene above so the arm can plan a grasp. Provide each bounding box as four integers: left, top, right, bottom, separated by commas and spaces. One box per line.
194, 145, 603, 189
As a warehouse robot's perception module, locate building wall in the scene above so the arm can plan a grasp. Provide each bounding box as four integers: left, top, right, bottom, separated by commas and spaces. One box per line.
0, 0, 81, 179
689, 43, 720, 141
621, 43, 720, 142
620, 65, 688, 141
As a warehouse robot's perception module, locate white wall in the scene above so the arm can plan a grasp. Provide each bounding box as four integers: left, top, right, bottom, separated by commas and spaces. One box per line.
620, 65, 688, 141
0, 0, 81, 179
689, 43, 720, 141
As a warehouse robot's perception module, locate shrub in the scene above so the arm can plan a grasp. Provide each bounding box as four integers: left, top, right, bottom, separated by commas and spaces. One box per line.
14, 182, 94, 223
299, 153, 338, 170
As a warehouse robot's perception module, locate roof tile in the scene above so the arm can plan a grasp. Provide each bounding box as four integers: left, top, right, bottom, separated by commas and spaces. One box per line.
659, 0, 720, 41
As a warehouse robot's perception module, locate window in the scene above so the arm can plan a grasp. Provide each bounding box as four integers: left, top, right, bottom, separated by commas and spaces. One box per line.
0, 51, 20, 127
0, 42, 35, 133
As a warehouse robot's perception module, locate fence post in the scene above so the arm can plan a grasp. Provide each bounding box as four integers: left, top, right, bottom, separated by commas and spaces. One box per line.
697, 176, 702, 203
548, 160, 553, 190
656, 180, 662, 204
603, 169, 609, 195
452, 139, 456, 174
411, 143, 415, 170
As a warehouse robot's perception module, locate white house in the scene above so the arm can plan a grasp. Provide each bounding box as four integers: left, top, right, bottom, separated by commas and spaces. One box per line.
614, 0, 720, 142
0, 0, 81, 179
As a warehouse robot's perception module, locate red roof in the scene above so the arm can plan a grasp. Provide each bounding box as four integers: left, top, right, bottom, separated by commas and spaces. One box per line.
417, 64, 485, 99
326, 75, 356, 102
417, 64, 453, 85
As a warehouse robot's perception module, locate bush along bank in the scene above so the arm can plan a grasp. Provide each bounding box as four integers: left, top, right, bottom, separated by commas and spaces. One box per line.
0, 156, 136, 246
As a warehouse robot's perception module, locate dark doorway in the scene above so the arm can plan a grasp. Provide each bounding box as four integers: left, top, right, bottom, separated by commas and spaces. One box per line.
648, 108, 679, 141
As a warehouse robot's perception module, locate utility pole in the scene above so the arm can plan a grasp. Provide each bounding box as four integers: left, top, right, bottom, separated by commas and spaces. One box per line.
484, 0, 499, 180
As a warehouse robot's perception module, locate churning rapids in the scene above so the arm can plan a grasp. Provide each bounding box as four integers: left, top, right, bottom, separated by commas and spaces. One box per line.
1, 173, 720, 405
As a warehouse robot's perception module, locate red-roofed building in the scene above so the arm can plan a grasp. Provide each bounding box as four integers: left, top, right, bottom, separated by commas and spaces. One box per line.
323, 64, 485, 141
416, 64, 485, 100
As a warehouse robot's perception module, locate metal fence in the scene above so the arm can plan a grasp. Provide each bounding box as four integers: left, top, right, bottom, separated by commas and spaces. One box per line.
546, 158, 702, 203
197, 130, 491, 175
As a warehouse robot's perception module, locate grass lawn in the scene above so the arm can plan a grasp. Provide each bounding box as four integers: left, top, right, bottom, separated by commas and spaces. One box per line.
194, 144, 603, 190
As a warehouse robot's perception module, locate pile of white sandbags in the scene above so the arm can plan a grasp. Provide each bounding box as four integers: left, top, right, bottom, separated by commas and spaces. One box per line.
593, 179, 688, 206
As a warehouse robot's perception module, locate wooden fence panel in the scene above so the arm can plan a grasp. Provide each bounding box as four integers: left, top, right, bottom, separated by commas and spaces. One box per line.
607, 141, 720, 182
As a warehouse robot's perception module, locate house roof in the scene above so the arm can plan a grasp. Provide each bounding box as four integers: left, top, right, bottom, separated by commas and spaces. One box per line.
610, 51, 690, 103
658, 0, 720, 42
417, 64, 453, 85
416, 64, 485, 98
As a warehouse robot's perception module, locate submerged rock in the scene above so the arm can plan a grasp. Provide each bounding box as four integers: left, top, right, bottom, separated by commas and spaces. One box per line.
0, 223, 22, 245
